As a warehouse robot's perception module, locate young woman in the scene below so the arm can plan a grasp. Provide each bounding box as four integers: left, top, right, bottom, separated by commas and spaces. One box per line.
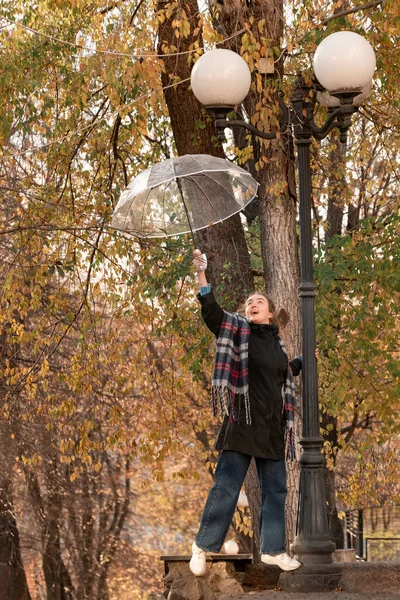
189, 249, 302, 576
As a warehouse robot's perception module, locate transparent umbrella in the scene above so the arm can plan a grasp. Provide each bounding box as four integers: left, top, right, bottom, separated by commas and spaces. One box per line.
111, 154, 258, 242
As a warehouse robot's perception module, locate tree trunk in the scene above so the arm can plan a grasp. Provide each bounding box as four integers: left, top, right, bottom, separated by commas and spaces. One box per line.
326, 136, 346, 239
25, 470, 74, 600
42, 518, 74, 600
0, 327, 31, 600
244, 461, 261, 561
217, 0, 302, 551
157, 0, 253, 303
258, 139, 301, 552
0, 480, 31, 600
158, 0, 303, 558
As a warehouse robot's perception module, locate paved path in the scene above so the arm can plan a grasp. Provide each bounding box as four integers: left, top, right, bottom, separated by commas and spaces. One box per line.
221, 593, 400, 600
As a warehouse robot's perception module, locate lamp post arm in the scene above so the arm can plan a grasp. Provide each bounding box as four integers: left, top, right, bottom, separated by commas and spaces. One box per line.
212, 95, 292, 142
309, 104, 359, 142
308, 108, 343, 140
214, 104, 357, 144
214, 118, 278, 141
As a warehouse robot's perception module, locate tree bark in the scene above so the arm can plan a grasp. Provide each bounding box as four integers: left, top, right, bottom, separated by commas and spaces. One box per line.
24, 469, 74, 600
157, 0, 257, 561
0, 327, 31, 600
258, 141, 301, 551
326, 136, 346, 239
217, 0, 302, 551
0, 480, 31, 600
42, 518, 75, 600
157, 0, 253, 303
157, 0, 302, 557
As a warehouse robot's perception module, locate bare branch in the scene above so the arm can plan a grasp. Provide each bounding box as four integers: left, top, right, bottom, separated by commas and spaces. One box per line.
320, 0, 384, 26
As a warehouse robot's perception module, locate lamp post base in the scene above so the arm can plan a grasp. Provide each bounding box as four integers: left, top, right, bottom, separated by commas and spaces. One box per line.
279, 563, 342, 593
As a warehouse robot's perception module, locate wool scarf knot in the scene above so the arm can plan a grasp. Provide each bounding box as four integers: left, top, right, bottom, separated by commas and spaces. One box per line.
211, 310, 297, 461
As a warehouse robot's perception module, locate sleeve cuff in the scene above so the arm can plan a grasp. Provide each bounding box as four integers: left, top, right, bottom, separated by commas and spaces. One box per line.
199, 284, 212, 296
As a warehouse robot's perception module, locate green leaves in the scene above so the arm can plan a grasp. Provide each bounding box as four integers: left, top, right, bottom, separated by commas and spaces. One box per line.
315, 215, 400, 505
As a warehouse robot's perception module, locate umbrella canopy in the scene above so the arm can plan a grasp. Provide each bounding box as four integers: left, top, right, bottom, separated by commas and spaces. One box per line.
111, 154, 258, 238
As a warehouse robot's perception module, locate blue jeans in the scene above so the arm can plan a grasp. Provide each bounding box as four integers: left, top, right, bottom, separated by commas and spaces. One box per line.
195, 450, 287, 554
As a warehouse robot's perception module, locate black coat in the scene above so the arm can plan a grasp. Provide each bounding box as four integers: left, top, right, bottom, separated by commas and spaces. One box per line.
199, 290, 301, 460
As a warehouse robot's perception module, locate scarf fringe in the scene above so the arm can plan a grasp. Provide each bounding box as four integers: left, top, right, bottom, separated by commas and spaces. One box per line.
212, 385, 252, 425
285, 426, 296, 461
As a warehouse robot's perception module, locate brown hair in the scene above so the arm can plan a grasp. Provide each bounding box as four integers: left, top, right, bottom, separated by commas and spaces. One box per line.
241, 291, 289, 329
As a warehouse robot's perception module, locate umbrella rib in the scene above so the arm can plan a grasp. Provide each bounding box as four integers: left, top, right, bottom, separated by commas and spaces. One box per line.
140, 185, 156, 235
185, 175, 222, 221
162, 179, 176, 236
169, 159, 192, 239
177, 178, 197, 246
207, 171, 256, 196
186, 173, 253, 222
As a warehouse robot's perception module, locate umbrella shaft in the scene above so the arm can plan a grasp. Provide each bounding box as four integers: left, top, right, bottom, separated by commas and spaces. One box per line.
177, 177, 198, 248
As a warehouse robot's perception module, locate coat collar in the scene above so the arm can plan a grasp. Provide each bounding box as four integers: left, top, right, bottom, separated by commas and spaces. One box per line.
249, 322, 279, 335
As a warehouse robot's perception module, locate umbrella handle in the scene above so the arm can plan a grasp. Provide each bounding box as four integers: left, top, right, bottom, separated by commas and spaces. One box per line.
177, 177, 198, 248
193, 249, 208, 272
199, 253, 207, 271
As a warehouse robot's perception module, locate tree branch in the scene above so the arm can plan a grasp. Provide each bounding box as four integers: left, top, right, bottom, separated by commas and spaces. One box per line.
129, 0, 146, 25
111, 113, 128, 187
320, 0, 384, 26
341, 412, 375, 444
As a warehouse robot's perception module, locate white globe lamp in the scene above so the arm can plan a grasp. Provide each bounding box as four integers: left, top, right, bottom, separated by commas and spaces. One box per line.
191, 49, 251, 108
313, 31, 376, 97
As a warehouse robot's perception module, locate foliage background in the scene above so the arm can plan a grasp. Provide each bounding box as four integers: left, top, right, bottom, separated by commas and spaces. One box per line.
0, 0, 399, 598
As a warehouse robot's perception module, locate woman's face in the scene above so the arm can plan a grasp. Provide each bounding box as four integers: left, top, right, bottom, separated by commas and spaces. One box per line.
245, 294, 274, 324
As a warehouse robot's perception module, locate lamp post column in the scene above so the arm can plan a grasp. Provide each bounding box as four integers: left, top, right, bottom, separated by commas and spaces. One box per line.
279, 130, 341, 592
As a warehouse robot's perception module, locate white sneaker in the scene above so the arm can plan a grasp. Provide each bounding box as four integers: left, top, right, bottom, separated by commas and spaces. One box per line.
261, 552, 301, 571
189, 542, 207, 576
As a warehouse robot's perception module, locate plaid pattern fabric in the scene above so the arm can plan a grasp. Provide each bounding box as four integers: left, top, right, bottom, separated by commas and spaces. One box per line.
211, 311, 251, 425
277, 338, 297, 461
211, 310, 297, 461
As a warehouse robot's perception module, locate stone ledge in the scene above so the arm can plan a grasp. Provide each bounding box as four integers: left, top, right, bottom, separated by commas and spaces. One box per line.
160, 554, 253, 561
339, 561, 400, 593
160, 554, 253, 574
161, 556, 400, 598
242, 563, 281, 590
162, 557, 251, 600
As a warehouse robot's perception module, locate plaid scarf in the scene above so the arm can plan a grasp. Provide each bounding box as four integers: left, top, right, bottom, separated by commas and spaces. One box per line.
211, 310, 297, 461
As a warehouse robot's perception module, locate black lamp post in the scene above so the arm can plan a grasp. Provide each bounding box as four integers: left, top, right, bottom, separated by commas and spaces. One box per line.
190, 31, 376, 592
